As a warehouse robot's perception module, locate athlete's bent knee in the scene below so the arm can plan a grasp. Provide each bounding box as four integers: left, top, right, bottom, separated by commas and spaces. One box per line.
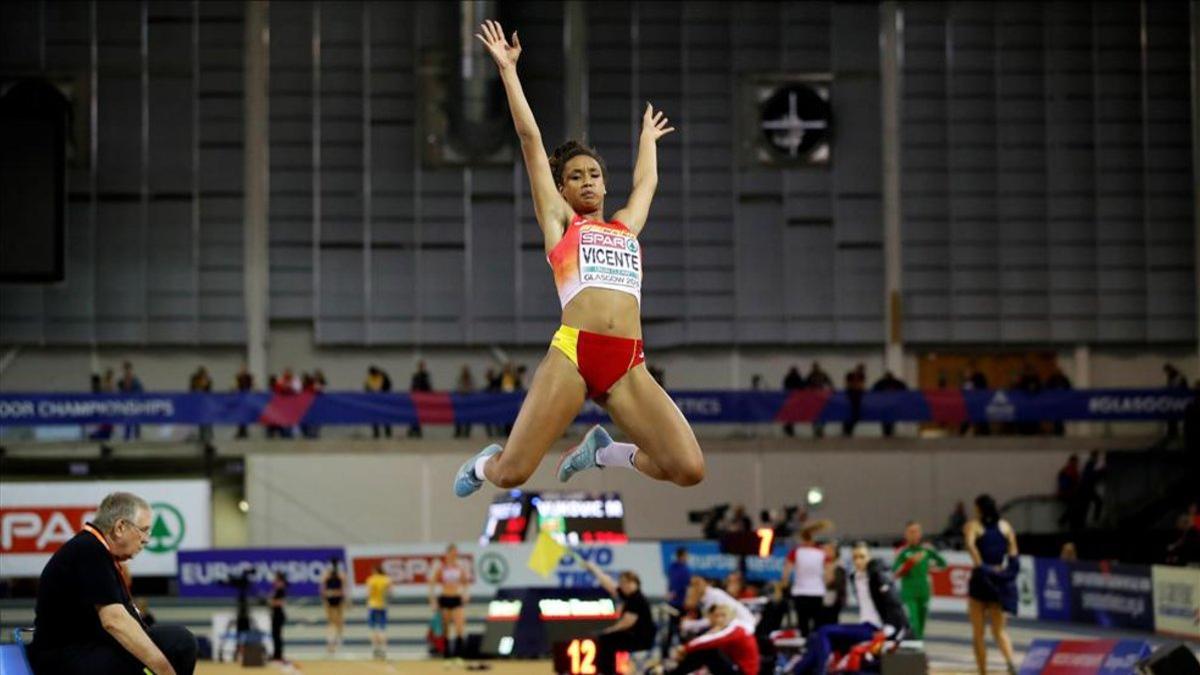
670, 456, 705, 487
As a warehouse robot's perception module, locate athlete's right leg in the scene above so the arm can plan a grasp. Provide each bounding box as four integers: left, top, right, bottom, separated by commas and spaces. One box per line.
463, 349, 586, 491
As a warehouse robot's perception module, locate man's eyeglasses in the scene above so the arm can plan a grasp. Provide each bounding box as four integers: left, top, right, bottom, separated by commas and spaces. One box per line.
121, 519, 152, 536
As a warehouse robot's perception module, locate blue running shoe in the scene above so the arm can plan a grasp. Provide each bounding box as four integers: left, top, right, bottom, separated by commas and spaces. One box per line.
454, 443, 502, 498
555, 425, 614, 482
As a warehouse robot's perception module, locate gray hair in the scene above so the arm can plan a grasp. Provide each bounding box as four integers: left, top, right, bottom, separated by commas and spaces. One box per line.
93, 492, 151, 532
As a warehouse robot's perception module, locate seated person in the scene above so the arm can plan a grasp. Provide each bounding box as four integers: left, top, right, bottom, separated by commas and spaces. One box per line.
790, 543, 909, 675
578, 559, 657, 675
681, 575, 757, 638
656, 604, 759, 675
28, 492, 197, 675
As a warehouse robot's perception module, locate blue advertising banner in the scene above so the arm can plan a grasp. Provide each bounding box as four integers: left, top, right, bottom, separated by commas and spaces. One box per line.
0, 388, 1190, 427
658, 540, 787, 584
1067, 561, 1154, 631
1035, 558, 1073, 623
176, 548, 345, 598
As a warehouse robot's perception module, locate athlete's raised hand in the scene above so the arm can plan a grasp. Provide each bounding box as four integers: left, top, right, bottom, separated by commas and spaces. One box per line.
475, 20, 521, 71
640, 103, 675, 142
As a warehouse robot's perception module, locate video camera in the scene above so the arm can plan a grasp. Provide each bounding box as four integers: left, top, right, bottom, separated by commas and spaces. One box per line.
687, 503, 730, 540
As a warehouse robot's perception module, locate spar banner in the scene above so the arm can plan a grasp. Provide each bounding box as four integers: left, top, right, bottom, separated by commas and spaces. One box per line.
0, 480, 211, 577
345, 542, 666, 600
1018, 639, 1152, 675
0, 388, 1191, 427
176, 547, 346, 598
1151, 565, 1200, 640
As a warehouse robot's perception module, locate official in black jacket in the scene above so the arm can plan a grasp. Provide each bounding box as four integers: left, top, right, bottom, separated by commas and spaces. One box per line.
790, 543, 908, 675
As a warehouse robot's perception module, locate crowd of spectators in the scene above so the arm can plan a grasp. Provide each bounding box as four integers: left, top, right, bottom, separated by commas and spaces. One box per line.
75, 357, 1196, 444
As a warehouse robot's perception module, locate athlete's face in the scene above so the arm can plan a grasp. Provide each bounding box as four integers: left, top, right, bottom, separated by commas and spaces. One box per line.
112, 506, 152, 561
905, 523, 922, 546
559, 155, 605, 213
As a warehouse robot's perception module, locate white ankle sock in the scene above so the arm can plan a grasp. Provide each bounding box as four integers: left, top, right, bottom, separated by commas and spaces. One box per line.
596, 442, 638, 470
473, 455, 491, 482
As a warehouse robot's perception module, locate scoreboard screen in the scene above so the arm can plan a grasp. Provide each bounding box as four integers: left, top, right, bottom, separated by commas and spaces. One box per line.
533, 491, 627, 545
480, 490, 535, 544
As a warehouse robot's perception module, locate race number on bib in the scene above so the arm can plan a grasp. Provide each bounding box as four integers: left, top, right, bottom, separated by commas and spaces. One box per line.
578, 226, 641, 292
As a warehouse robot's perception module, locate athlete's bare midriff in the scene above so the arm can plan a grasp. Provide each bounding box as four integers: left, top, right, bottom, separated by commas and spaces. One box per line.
560, 287, 642, 339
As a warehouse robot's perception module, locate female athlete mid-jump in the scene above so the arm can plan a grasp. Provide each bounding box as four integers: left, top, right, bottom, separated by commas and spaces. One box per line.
455, 20, 705, 497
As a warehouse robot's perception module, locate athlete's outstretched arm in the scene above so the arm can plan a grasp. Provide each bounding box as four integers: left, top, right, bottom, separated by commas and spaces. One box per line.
476, 20, 570, 246
613, 103, 675, 235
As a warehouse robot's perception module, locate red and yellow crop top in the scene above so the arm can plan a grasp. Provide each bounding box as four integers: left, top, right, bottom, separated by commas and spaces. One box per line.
547, 214, 643, 308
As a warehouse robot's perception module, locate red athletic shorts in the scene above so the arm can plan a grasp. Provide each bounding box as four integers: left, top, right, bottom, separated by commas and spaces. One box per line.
550, 325, 645, 400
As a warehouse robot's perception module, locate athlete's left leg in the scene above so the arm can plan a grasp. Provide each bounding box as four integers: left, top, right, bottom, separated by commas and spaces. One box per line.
601, 365, 705, 486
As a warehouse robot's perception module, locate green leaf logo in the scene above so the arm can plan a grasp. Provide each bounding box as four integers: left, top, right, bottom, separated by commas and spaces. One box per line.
145, 502, 186, 554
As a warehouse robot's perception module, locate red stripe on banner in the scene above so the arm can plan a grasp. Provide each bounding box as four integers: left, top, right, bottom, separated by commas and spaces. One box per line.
412, 392, 454, 425
923, 389, 967, 425
258, 392, 316, 426
774, 390, 832, 423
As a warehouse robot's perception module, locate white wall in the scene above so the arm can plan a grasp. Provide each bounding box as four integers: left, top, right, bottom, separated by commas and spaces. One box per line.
244, 438, 1134, 546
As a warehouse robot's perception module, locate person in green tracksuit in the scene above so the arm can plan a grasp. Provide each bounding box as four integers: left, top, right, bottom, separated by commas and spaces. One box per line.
891, 521, 947, 639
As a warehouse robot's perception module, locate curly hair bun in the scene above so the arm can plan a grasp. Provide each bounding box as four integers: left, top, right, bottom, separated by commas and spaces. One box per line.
548, 139, 607, 188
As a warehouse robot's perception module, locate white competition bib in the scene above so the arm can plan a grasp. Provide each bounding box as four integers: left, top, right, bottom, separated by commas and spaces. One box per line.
577, 225, 642, 293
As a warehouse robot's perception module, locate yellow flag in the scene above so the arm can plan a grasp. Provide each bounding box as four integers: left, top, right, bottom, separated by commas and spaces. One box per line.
528, 530, 569, 578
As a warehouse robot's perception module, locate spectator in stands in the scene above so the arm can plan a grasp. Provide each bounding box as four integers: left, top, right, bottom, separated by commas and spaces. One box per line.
1056, 455, 1080, 529
782, 366, 806, 437
365, 366, 393, 439
500, 362, 519, 436
1071, 450, 1105, 529
28, 492, 197, 675
234, 364, 254, 439
483, 367, 501, 437
189, 367, 213, 443
300, 371, 326, 439
806, 362, 833, 438
871, 371, 907, 437
267, 369, 300, 439
664, 548, 691, 657
843, 364, 866, 437
1165, 364, 1189, 438
750, 374, 763, 390
1044, 367, 1072, 436
960, 365, 990, 436
118, 361, 144, 440
454, 365, 475, 438
409, 361, 432, 438
89, 371, 115, 440
1015, 364, 1044, 435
